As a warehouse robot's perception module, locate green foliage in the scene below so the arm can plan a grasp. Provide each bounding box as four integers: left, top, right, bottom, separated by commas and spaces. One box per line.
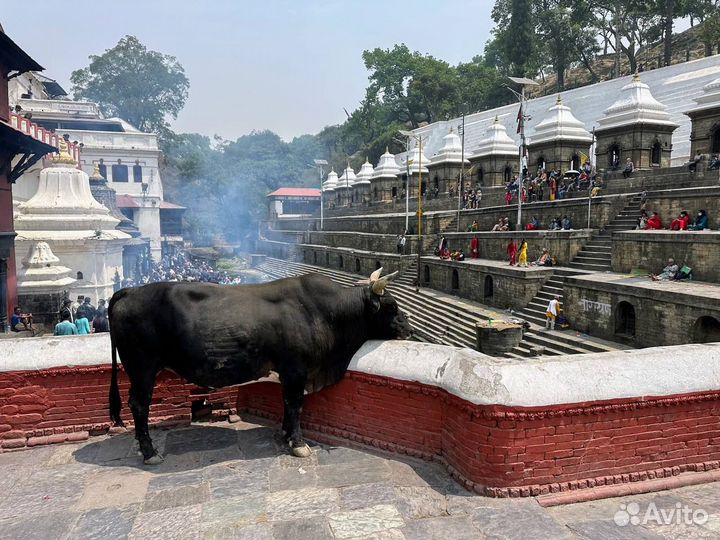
70, 35, 189, 134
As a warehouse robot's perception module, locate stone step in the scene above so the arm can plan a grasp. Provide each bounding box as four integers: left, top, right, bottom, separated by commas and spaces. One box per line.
567, 261, 611, 271
523, 333, 588, 355
580, 250, 611, 258
584, 244, 612, 252
573, 255, 611, 265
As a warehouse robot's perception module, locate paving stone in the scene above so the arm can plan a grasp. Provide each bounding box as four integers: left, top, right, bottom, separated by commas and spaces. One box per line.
269, 464, 319, 491
69, 505, 140, 540
471, 500, 578, 540
345, 529, 406, 540
316, 445, 385, 466
0, 510, 79, 540
271, 516, 335, 540
201, 493, 267, 525
165, 426, 238, 454
87, 434, 136, 463
0, 475, 85, 519
73, 469, 150, 511
316, 459, 392, 488
129, 503, 202, 540
644, 521, 720, 539
272, 447, 320, 469
566, 519, 666, 540
393, 486, 448, 519
143, 483, 210, 512
201, 522, 273, 540
545, 496, 637, 525
340, 482, 399, 511
386, 460, 432, 488
676, 483, 720, 511
402, 516, 480, 540
148, 469, 205, 492
328, 504, 405, 539
209, 467, 269, 499
237, 426, 281, 459
150, 445, 243, 474
266, 487, 340, 521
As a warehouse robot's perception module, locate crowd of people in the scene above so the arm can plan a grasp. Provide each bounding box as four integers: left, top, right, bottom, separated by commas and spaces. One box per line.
636, 208, 710, 231
123, 250, 242, 287
55, 296, 109, 336
504, 163, 599, 206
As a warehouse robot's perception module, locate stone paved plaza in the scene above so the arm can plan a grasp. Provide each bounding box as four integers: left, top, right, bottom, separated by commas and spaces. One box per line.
1, 420, 719, 540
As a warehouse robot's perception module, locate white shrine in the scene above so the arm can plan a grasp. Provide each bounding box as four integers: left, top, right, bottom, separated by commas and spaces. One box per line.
13, 141, 131, 301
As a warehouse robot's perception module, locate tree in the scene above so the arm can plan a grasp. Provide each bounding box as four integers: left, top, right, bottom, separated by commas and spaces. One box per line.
506, 0, 536, 77
70, 36, 189, 135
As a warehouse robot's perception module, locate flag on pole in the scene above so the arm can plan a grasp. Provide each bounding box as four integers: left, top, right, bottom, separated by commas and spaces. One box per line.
579, 151, 590, 165
516, 104, 524, 135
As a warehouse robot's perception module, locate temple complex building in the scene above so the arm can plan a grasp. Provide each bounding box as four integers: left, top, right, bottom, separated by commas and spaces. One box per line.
427, 128, 468, 194
9, 72, 182, 259
371, 149, 401, 202
469, 117, 518, 187
687, 76, 720, 158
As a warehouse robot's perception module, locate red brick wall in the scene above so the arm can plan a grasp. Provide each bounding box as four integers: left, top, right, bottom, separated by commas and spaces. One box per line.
237, 372, 720, 497
2, 364, 719, 498
0, 366, 237, 450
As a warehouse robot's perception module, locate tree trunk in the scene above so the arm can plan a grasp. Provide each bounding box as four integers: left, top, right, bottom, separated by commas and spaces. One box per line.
556, 64, 565, 91
664, 0, 675, 66
580, 51, 599, 82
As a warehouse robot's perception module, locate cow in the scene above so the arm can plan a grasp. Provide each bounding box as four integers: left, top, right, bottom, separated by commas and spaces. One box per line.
108, 268, 412, 464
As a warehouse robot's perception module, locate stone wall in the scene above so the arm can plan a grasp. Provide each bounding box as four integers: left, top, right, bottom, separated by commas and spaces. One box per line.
440, 231, 592, 266
612, 231, 720, 283
456, 195, 626, 232
303, 231, 422, 254
688, 107, 720, 157
17, 290, 67, 327
271, 212, 455, 236
643, 186, 720, 226
595, 123, 676, 170
563, 274, 720, 347
300, 245, 412, 276
419, 258, 552, 310
255, 239, 300, 261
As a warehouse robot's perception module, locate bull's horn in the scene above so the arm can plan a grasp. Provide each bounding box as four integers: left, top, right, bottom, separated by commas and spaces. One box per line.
369, 267, 383, 283
371, 271, 399, 295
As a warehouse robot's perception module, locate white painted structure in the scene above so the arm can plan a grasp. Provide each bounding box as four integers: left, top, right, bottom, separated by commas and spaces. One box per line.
2, 337, 719, 409
13, 155, 130, 301
690, 76, 720, 112
429, 128, 469, 165
530, 96, 593, 145
372, 149, 402, 179
597, 74, 678, 131
472, 117, 519, 158
16, 241, 76, 295
9, 74, 173, 258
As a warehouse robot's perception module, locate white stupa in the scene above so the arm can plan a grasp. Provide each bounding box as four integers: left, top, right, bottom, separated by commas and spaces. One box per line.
690, 77, 720, 112
322, 168, 338, 192
354, 158, 374, 186
530, 96, 593, 145
405, 144, 430, 175
430, 128, 469, 165
373, 148, 401, 178
14, 140, 131, 301
473, 117, 519, 157
337, 165, 357, 189
598, 74, 678, 130
16, 242, 75, 294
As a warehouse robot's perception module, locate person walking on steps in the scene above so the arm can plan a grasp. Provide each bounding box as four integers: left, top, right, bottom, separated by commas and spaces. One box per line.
546, 295, 561, 331
517, 239, 528, 267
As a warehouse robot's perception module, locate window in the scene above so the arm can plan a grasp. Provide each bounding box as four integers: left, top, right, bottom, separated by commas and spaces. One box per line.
76, 271, 84, 280
571, 154, 580, 170
326, 253, 330, 265
423, 265, 430, 284
133, 164, 143, 182
375, 260, 382, 270
112, 164, 129, 182
98, 163, 107, 179
712, 128, 720, 154
451, 269, 459, 290
338, 255, 344, 269
503, 166, 512, 183
484, 275, 494, 299
651, 142, 661, 166
609, 144, 621, 169
477, 168, 484, 185
693, 316, 720, 343
615, 301, 636, 337
313, 252, 318, 265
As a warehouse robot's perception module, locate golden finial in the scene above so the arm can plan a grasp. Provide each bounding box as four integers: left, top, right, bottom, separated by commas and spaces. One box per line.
556, 94, 563, 105
633, 72, 641, 82
385, 146, 389, 154
494, 115, 499, 123
90, 163, 105, 180
51, 138, 77, 166
449, 127, 454, 134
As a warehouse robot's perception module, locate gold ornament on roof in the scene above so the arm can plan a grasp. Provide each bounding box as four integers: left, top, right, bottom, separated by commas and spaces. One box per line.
51, 139, 77, 166
633, 72, 641, 82
90, 163, 105, 180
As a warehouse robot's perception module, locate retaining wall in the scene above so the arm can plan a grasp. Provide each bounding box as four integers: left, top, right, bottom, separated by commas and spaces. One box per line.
1, 336, 719, 499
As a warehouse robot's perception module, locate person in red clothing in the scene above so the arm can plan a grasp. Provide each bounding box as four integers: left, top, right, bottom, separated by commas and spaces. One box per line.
670, 210, 690, 230
505, 190, 513, 205
470, 236, 479, 259
646, 211, 663, 229
507, 239, 518, 266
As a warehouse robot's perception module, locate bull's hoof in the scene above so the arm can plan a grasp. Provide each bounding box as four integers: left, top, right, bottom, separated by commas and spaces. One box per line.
143, 453, 165, 465
291, 444, 312, 458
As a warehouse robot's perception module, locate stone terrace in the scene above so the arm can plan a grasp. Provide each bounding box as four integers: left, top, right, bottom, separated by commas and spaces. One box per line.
2, 420, 720, 540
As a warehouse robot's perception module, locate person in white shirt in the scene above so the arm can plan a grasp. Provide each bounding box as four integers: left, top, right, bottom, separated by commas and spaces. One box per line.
546, 295, 561, 330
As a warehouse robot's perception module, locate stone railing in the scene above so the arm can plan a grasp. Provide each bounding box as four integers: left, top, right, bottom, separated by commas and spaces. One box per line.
62, 129, 158, 151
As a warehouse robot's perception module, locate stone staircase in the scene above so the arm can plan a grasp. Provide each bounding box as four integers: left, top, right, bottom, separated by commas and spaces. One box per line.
255, 257, 625, 358
396, 259, 417, 287
567, 194, 642, 272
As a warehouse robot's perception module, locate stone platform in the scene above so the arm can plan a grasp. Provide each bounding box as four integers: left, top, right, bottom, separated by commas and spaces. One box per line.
2, 419, 720, 540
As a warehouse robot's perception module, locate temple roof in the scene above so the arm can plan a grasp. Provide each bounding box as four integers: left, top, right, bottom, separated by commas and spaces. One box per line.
404, 144, 430, 175
473, 116, 518, 157
430, 128, 469, 165
0, 30, 44, 74
337, 166, 357, 189
598, 73, 678, 130
529, 96, 593, 145
354, 158, 374, 185
689, 77, 720, 113
373, 148, 401, 179
267, 187, 320, 199
322, 169, 338, 191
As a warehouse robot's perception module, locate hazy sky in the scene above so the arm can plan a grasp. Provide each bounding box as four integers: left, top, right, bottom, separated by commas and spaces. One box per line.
4, 1, 494, 141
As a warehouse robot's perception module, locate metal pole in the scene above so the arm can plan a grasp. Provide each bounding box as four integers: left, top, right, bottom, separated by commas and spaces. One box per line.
587, 181, 593, 230
457, 113, 465, 232
516, 86, 525, 230
319, 165, 324, 230
416, 135, 422, 292
405, 137, 410, 233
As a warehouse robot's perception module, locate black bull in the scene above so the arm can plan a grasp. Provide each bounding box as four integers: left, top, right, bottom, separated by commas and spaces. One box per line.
108, 269, 412, 463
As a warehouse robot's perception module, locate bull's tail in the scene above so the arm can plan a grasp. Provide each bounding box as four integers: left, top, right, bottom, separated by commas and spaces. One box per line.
108, 289, 127, 427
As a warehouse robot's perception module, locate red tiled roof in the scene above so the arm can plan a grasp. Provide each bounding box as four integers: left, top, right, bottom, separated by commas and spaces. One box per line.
116, 194, 140, 208
160, 201, 185, 210
267, 187, 321, 198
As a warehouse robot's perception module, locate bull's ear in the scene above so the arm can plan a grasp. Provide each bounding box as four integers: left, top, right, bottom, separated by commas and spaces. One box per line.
371, 271, 398, 296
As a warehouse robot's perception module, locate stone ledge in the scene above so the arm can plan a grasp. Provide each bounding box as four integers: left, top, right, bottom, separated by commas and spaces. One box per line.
421, 257, 554, 280
614, 230, 720, 243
